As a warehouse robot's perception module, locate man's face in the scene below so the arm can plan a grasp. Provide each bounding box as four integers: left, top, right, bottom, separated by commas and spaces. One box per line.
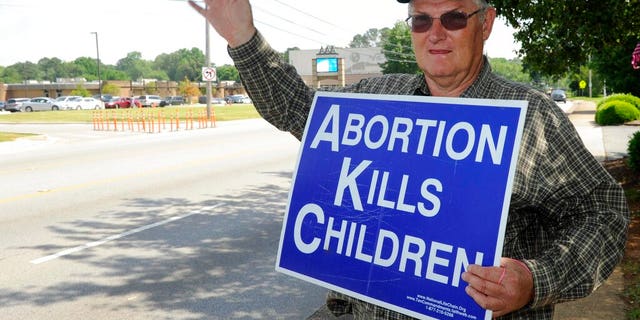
409, 0, 495, 89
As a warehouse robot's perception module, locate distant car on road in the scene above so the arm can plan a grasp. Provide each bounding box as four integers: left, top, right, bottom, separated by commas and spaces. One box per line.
551, 89, 567, 103
5, 98, 30, 112
22, 97, 58, 112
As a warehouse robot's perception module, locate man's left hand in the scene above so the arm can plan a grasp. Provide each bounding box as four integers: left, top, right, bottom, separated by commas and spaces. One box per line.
461, 257, 534, 318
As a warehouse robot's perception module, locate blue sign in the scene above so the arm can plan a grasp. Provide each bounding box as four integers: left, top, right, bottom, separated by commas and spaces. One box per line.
276, 92, 528, 320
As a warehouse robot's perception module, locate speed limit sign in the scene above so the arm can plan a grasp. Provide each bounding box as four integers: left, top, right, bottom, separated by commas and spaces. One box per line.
202, 67, 217, 81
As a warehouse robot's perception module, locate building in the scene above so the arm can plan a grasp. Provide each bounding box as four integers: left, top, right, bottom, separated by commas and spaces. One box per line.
0, 79, 246, 102
288, 46, 386, 88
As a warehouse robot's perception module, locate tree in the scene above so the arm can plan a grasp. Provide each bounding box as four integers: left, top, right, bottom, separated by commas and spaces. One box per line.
490, 0, 640, 95
70, 84, 91, 97
178, 77, 200, 102
154, 48, 205, 82
101, 82, 121, 96
350, 28, 388, 48
216, 64, 240, 82
489, 58, 531, 84
379, 21, 419, 74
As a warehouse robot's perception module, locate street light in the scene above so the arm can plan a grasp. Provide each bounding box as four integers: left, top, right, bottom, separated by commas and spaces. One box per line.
91, 32, 102, 101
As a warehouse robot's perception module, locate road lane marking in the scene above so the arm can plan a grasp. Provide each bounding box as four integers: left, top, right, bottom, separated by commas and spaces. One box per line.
29, 204, 222, 265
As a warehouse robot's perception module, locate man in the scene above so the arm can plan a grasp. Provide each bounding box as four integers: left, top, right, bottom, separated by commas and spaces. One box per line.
189, 0, 629, 318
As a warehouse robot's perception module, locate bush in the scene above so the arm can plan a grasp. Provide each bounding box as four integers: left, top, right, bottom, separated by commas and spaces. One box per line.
597, 94, 640, 111
628, 131, 640, 173
595, 100, 640, 125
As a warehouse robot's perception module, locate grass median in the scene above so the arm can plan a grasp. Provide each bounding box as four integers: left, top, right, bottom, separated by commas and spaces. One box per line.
0, 104, 261, 142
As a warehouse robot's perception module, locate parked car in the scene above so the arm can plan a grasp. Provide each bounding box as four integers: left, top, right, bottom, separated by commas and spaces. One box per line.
93, 94, 113, 102
22, 97, 58, 112
138, 95, 163, 107
66, 97, 104, 110
198, 96, 227, 105
0, 101, 5, 111
160, 96, 185, 107
551, 89, 567, 103
105, 97, 140, 109
225, 94, 252, 104
52, 96, 83, 110
211, 97, 227, 105
4, 98, 30, 112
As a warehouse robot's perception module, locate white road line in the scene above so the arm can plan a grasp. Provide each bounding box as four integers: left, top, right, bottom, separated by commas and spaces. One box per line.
30, 204, 222, 265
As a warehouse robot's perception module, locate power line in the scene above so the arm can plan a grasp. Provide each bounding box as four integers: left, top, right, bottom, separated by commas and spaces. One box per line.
253, 4, 327, 37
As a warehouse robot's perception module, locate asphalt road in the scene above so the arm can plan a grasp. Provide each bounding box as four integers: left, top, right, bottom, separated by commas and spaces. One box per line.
0, 119, 328, 320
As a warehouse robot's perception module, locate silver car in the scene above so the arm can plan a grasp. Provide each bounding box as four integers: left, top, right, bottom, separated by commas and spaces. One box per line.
5, 98, 30, 112
22, 97, 58, 112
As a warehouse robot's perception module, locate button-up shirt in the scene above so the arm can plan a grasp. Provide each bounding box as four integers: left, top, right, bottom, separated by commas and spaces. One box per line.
229, 31, 629, 320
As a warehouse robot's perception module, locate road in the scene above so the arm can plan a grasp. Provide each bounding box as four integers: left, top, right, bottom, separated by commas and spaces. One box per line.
0, 120, 327, 320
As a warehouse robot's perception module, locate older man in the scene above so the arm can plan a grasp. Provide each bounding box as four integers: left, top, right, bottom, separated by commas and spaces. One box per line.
189, 0, 629, 318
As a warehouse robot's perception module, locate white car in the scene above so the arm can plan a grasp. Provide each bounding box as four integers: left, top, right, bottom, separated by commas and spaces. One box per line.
66, 97, 104, 110
52, 96, 83, 110
22, 97, 58, 112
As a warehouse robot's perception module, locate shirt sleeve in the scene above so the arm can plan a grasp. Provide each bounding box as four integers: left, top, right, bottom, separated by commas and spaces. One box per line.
228, 31, 315, 141
510, 98, 630, 309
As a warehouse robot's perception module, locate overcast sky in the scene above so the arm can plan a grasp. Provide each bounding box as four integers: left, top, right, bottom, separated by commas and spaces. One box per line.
0, 0, 520, 67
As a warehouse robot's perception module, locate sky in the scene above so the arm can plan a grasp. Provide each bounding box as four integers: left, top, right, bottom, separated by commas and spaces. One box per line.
0, 0, 520, 67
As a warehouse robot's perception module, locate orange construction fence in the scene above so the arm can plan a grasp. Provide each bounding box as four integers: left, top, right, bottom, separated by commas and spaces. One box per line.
92, 108, 217, 133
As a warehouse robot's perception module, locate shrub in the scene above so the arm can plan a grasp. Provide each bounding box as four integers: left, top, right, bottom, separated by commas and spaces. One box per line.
597, 94, 640, 111
595, 100, 640, 125
628, 131, 640, 173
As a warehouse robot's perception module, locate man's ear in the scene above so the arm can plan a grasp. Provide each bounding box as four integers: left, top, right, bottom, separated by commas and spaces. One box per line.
482, 7, 497, 41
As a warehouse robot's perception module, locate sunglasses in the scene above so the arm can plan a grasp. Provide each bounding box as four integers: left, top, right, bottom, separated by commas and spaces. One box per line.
405, 8, 484, 32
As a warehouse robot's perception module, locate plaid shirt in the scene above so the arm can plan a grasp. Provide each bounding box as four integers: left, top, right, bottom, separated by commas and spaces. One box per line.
229, 31, 630, 320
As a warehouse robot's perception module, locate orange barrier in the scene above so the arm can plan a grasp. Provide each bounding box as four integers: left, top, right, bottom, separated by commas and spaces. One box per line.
92, 108, 219, 133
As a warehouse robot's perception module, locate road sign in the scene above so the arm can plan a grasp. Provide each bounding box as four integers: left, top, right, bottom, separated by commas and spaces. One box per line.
276, 92, 528, 320
579, 80, 587, 89
202, 67, 217, 82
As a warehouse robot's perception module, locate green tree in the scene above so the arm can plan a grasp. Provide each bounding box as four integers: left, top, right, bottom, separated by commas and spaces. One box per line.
489, 58, 531, 84
349, 28, 389, 48
154, 48, 205, 81
116, 51, 155, 81
490, 0, 640, 95
70, 84, 91, 97
379, 21, 419, 74
216, 64, 240, 82
101, 82, 121, 96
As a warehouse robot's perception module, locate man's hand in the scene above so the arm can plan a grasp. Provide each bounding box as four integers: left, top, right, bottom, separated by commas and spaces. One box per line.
461, 258, 534, 318
188, 0, 256, 48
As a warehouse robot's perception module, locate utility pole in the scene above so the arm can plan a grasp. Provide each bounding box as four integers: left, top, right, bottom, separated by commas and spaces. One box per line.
91, 32, 102, 101
205, 2, 212, 118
